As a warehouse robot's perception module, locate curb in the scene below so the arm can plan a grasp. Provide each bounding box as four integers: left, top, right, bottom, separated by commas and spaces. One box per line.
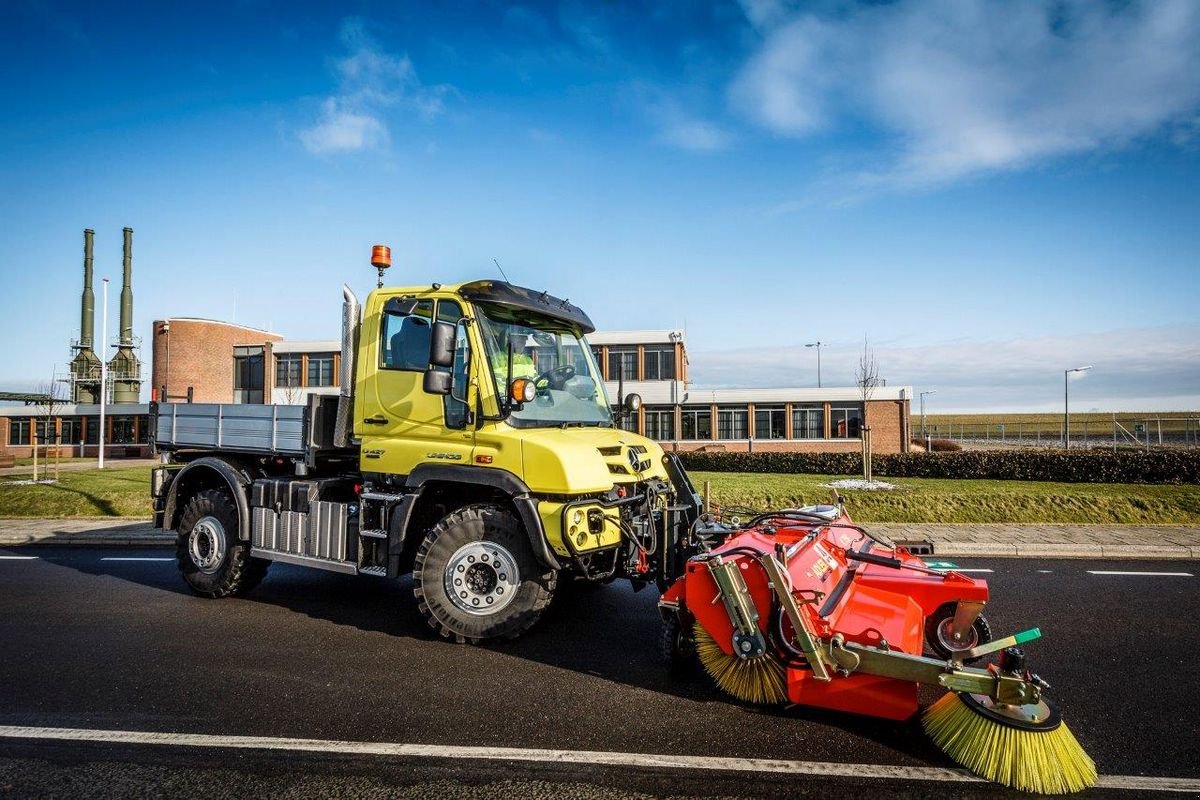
933, 544, 1198, 559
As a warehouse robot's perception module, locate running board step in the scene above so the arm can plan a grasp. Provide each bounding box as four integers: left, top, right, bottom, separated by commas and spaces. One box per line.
250, 548, 357, 575
361, 492, 406, 503
359, 529, 388, 539
358, 565, 387, 577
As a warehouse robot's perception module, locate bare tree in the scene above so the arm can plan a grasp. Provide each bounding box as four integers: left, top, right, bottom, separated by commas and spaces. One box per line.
855, 338, 881, 481
33, 375, 68, 481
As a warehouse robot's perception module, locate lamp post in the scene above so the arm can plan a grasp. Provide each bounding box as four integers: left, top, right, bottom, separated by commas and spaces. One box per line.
805, 341, 823, 388
919, 390, 936, 438
99, 278, 109, 469
1063, 365, 1092, 449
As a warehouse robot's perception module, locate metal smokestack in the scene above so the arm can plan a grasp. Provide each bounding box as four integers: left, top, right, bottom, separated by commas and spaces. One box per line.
80, 228, 95, 349
119, 227, 133, 346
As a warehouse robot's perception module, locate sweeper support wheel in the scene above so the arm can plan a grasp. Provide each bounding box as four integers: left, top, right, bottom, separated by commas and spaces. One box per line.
923, 691, 1096, 795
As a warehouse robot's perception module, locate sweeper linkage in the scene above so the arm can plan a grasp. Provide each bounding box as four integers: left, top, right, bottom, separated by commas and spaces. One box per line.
658, 505, 1096, 795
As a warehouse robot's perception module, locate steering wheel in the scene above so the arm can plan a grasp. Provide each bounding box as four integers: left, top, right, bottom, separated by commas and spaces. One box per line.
535, 364, 576, 391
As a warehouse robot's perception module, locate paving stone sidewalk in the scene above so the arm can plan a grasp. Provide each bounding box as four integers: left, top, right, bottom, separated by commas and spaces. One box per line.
1, 518, 1197, 559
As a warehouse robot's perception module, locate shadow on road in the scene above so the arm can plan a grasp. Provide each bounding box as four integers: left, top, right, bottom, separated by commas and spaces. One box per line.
40, 551, 947, 766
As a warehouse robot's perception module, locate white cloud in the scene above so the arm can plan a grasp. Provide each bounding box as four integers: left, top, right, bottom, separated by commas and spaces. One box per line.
634, 84, 732, 153
299, 18, 453, 156
688, 325, 1200, 412
731, 0, 1200, 186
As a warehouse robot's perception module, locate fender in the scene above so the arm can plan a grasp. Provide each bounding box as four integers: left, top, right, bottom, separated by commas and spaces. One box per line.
404, 464, 562, 570
164, 456, 254, 541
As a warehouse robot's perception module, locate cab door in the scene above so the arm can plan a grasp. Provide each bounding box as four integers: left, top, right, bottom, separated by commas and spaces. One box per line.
358, 297, 474, 477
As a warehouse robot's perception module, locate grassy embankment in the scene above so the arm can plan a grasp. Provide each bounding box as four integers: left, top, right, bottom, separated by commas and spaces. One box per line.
1, 466, 1198, 524
690, 471, 1200, 525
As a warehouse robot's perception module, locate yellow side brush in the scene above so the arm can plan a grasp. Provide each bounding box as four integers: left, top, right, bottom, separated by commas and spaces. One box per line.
923, 691, 1097, 795
693, 621, 788, 705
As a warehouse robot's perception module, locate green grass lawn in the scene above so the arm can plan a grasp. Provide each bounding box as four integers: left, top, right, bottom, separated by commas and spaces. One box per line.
0, 467, 153, 518
691, 471, 1200, 525
1, 465, 1197, 524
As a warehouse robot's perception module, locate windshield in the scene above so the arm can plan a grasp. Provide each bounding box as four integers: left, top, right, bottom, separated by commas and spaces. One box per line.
476, 305, 613, 429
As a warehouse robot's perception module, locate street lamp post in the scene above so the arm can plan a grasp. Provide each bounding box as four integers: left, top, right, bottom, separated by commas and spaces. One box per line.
919, 390, 936, 439
1063, 365, 1092, 449
805, 341, 823, 388
99, 278, 109, 469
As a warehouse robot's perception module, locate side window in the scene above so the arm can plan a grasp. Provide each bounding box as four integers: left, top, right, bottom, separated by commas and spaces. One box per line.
380, 300, 434, 371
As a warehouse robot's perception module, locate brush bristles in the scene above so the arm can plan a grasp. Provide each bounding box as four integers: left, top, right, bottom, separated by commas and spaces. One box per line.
693, 622, 788, 705
923, 692, 1097, 795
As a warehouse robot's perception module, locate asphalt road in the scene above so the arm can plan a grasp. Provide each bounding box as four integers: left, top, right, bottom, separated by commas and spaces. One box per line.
0, 546, 1196, 798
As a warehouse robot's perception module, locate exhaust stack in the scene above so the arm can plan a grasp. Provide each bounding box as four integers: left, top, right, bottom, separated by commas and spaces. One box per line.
107, 227, 142, 403
69, 229, 103, 403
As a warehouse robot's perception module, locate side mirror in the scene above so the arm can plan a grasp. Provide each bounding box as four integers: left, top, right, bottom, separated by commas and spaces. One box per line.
429, 321, 455, 368
384, 296, 419, 316
424, 369, 451, 395
623, 393, 642, 415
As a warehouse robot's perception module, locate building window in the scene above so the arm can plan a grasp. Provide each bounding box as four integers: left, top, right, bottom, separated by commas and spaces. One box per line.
9, 419, 30, 445
60, 417, 80, 445
643, 347, 675, 381
276, 354, 302, 388
754, 405, 786, 439
607, 348, 637, 381
644, 408, 675, 440
717, 406, 748, 440
792, 404, 824, 439
233, 346, 265, 404
680, 407, 711, 440
35, 420, 56, 444
306, 353, 335, 387
830, 405, 863, 438
84, 417, 99, 445
112, 417, 136, 444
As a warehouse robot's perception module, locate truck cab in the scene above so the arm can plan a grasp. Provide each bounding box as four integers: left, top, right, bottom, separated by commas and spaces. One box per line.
151, 262, 702, 644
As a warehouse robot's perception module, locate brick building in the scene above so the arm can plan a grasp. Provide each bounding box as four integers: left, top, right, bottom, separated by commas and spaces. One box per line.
142, 322, 911, 455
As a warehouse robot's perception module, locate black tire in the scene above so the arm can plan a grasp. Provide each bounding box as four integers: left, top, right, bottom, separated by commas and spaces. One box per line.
413, 504, 556, 643
659, 613, 695, 669
176, 489, 268, 598
925, 603, 992, 662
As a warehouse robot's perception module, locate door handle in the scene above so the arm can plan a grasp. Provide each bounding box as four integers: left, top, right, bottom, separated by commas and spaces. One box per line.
364, 415, 389, 425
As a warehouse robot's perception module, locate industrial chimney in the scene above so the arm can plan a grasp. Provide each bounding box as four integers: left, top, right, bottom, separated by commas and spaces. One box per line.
69, 229, 103, 403
107, 227, 142, 403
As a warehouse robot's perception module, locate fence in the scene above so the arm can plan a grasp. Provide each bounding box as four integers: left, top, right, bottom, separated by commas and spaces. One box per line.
919, 416, 1200, 450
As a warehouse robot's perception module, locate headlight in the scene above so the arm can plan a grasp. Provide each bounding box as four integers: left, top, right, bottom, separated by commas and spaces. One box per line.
572, 510, 584, 525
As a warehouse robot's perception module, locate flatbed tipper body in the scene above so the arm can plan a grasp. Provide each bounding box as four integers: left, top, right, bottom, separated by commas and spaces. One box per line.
151, 265, 702, 643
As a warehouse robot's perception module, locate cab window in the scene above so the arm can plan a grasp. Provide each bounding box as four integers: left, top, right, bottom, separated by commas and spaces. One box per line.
381, 300, 433, 371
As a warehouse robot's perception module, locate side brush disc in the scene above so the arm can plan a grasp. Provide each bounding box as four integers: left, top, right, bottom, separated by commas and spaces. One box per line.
923, 691, 1097, 795
693, 621, 788, 705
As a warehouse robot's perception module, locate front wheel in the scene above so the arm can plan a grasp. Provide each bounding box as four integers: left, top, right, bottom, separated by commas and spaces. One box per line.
413, 504, 556, 643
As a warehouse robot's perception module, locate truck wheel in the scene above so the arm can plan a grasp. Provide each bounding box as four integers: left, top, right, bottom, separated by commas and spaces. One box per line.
660, 612, 695, 669
176, 489, 268, 598
925, 603, 992, 662
413, 504, 556, 643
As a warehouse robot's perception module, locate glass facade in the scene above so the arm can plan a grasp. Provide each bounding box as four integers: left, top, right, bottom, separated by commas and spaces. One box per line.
717, 407, 748, 440
680, 407, 711, 440
754, 405, 787, 439
830, 405, 863, 438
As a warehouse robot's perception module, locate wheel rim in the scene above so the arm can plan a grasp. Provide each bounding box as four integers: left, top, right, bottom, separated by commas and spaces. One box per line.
189, 515, 226, 575
443, 541, 520, 616
936, 617, 979, 653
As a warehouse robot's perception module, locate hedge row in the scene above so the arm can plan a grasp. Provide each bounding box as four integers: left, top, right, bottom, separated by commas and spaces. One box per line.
678, 449, 1200, 484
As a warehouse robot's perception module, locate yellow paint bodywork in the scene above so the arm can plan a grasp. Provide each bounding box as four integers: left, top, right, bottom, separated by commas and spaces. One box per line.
354, 283, 669, 561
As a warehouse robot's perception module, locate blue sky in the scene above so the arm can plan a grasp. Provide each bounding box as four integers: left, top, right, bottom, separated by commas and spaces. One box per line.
1, 0, 1197, 412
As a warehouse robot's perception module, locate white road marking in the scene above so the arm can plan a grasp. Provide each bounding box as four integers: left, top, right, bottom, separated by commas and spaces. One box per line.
100, 557, 173, 562
949, 568, 993, 573
1087, 571, 1193, 577
0, 725, 1196, 793
1037, 570, 1053, 573
0, 555, 38, 560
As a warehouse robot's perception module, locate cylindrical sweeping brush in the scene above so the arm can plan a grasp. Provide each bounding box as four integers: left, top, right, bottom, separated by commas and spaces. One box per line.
694, 621, 788, 705
923, 691, 1096, 795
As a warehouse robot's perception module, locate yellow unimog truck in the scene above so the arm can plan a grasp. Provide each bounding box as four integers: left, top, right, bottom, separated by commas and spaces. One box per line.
150, 247, 703, 643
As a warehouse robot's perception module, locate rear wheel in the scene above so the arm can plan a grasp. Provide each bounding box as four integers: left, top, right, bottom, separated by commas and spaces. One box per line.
176, 489, 268, 598
413, 504, 556, 643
